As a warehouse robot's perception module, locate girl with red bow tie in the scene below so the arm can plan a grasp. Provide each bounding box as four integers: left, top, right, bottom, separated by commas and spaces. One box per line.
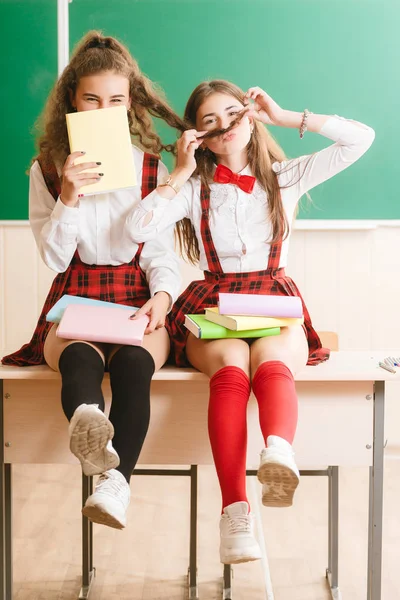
131, 80, 375, 564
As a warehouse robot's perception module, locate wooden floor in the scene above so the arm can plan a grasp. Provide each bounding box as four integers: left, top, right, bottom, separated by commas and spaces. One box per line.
10, 460, 400, 600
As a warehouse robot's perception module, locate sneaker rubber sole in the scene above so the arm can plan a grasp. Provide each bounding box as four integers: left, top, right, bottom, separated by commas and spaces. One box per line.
220, 544, 262, 564
257, 461, 299, 507
82, 502, 126, 530
70, 408, 119, 476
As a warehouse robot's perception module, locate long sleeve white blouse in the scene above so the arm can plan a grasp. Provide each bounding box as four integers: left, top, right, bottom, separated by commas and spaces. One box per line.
127, 116, 375, 272
29, 145, 181, 302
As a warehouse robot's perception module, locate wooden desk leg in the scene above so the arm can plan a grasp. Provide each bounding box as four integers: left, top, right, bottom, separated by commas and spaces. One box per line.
188, 465, 198, 600
0, 379, 5, 600
79, 474, 95, 600
326, 466, 340, 599
0, 381, 14, 600
0, 383, 12, 600
367, 382, 385, 600
4, 465, 12, 600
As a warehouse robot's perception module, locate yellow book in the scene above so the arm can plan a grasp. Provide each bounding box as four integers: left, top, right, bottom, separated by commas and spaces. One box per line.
66, 105, 136, 196
204, 307, 304, 331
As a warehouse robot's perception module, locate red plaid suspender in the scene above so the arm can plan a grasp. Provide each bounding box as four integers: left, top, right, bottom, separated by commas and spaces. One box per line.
200, 183, 223, 273
266, 236, 283, 272
138, 153, 159, 261
141, 153, 159, 197
199, 182, 283, 273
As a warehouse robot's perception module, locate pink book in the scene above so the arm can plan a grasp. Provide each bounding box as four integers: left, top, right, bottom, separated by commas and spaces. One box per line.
57, 304, 149, 346
218, 293, 303, 318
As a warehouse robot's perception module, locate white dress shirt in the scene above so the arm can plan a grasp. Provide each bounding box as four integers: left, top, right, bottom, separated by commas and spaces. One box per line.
29, 145, 181, 303
128, 116, 375, 272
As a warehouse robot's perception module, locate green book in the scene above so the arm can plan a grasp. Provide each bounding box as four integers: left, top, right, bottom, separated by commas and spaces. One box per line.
184, 314, 281, 339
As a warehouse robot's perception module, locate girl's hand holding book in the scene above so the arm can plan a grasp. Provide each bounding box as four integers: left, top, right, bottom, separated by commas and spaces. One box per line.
132, 291, 171, 334
60, 151, 104, 207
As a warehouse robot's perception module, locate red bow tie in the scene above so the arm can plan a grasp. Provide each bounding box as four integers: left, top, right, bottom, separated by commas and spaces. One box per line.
213, 164, 256, 194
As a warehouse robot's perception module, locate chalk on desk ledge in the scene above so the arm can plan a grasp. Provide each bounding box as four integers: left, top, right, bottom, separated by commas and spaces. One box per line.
384, 356, 400, 367
379, 361, 396, 374
384, 357, 396, 367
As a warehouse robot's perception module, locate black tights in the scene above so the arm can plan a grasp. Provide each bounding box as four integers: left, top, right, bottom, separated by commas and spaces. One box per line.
59, 343, 155, 482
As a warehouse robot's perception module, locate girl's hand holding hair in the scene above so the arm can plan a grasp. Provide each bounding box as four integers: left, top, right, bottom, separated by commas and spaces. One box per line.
244, 87, 285, 126
175, 129, 206, 176
156, 129, 206, 199
244, 86, 331, 133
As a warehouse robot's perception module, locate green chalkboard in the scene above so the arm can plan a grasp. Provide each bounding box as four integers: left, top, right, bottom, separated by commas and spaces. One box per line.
1, 0, 398, 219
1, 0, 57, 220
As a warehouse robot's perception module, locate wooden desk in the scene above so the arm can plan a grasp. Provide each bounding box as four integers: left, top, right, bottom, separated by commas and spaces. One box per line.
0, 351, 396, 600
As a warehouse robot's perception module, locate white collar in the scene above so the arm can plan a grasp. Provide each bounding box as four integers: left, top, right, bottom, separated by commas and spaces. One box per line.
213, 163, 253, 176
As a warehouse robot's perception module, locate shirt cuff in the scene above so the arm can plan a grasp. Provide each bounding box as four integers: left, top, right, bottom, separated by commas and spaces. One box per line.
52, 197, 80, 224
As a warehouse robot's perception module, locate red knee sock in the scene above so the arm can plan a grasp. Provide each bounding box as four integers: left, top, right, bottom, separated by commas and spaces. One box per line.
252, 361, 298, 444
208, 366, 251, 510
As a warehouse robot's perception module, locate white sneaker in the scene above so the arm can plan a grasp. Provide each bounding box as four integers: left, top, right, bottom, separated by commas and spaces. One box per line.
219, 501, 262, 564
69, 404, 120, 476
258, 435, 300, 507
82, 469, 130, 529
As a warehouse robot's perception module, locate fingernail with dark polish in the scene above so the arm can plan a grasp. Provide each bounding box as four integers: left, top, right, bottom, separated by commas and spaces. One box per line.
98, 173, 104, 176
96, 161, 102, 165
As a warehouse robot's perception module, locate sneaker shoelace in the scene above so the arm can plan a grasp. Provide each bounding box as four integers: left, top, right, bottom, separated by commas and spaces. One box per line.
261, 447, 294, 458
227, 515, 252, 534
97, 474, 127, 498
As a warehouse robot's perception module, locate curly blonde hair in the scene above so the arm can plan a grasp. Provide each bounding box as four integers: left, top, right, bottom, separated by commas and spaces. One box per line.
36, 30, 186, 168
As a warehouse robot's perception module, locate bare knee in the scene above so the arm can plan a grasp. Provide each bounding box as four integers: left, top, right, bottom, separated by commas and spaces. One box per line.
216, 344, 250, 373
140, 327, 170, 371
108, 328, 169, 372
250, 327, 308, 377
187, 337, 250, 378
43, 324, 105, 372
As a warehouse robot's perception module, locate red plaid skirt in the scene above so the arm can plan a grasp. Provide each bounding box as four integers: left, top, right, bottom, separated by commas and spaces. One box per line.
2, 254, 150, 366
167, 267, 329, 367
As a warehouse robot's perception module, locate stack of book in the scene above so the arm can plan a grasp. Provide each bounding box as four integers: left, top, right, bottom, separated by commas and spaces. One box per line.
184, 293, 304, 339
